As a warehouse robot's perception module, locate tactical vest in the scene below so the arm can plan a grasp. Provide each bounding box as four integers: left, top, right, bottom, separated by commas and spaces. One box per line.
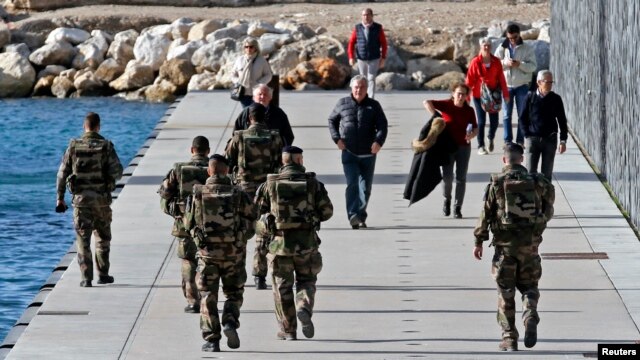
492, 172, 545, 230
192, 183, 241, 243
237, 128, 280, 180
267, 172, 317, 230
175, 163, 209, 200
69, 138, 109, 194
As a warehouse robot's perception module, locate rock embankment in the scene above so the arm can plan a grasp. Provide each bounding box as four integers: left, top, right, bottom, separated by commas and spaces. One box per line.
0, 16, 551, 102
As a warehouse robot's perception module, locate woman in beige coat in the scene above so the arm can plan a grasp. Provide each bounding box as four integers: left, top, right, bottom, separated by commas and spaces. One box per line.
231, 37, 273, 108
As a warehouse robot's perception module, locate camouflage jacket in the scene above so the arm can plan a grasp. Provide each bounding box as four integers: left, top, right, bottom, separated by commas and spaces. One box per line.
158, 154, 209, 237
256, 164, 333, 256
185, 175, 257, 260
225, 123, 284, 184
56, 131, 123, 207
474, 164, 555, 247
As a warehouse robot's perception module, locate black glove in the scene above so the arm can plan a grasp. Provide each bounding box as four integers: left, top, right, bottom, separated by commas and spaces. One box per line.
55, 203, 68, 213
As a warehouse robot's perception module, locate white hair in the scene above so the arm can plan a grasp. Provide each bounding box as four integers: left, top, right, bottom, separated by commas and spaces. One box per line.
479, 37, 491, 46
537, 69, 553, 81
350, 75, 367, 87
252, 84, 272, 97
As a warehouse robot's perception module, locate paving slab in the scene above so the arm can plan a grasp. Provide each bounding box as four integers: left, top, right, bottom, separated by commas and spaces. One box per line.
5, 91, 640, 359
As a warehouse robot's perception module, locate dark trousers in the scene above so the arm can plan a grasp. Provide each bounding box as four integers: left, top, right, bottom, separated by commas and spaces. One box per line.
341, 150, 376, 223
525, 136, 557, 180
473, 97, 500, 148
442, 145, 471, 208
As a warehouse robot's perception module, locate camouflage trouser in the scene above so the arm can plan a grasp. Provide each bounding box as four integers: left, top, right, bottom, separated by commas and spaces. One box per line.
197, 255, 247, 342
268, 250, 323, 333
252, 234, 269, 277
73, 206, 112, 282
492, 244, 541, 340
177, 237, 199, 306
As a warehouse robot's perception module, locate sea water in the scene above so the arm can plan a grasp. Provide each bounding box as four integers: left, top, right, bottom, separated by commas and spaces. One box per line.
0, 97, 169, 342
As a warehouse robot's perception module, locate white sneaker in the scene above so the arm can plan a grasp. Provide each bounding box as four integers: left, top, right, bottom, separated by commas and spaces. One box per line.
478, 147, 488, 155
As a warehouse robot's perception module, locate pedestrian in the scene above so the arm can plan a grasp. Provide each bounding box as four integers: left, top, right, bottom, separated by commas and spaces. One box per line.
466, 36, 509, 155
233, 84, 295, 146
55, 112, 123, 287
157, 136, 210, 313
347, 7, 388, 98
495, 24, 537, 147
520, 70, 568, 180
424, 82, 478, 219
185, 154, 257, 352
328, 75, 388, 229
226, 103, 284, 290
473, 143, 555, 351
231, 37, 273, 108
255, 146, 333, 341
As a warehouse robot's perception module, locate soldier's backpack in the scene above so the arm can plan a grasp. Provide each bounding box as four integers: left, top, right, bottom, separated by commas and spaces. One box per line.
492, 172, 545, 229
267, 172, 317, 230
174, 163, 209, 213
238, 128, 280, 176
192, 183, 241, 243
68, 138, 109, 194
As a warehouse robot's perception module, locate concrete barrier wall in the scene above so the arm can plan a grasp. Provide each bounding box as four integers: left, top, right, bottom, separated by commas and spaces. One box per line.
551, 0, 640, 229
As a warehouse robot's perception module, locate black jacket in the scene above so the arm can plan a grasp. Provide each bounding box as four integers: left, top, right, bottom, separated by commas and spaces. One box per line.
234, 105, 295, 146
328, 95, 388, 155
520, 91, 568, 141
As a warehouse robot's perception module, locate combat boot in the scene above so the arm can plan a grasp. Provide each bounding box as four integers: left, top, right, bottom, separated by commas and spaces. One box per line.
443, 200, 451, 216
97, 275, 114, 284
297, 309, 314, 338
201, 340, 220, 352
184, 303, 200, 313
277, 331, 297, 340
223, 323, 240, 349
453, 206, 463, 219
80, 280, 92, 287
254, 276, 267, 290
524, 318, 538, 348
499, 338, 518, 351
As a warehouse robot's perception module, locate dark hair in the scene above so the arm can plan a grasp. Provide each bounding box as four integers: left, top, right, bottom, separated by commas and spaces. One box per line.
248, 103, 266, 124
84, 112, 100, 130
506, 24, 521, 34
449, 82, 470, 95
192, 136, 210, 154
208, 154, 229, 174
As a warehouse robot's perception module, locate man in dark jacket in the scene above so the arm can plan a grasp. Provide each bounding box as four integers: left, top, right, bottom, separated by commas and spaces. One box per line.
328, 75, 388, 229
519, 70, 568, 180
233, 84, 294, 146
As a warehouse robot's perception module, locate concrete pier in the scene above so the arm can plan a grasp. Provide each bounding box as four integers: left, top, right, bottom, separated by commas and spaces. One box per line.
3, 91, 639, 359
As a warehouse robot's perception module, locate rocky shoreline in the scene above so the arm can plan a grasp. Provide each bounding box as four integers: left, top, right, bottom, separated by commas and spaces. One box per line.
0, 11, 551, 102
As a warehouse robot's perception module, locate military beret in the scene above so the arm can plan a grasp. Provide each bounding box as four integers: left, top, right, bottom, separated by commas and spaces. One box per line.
192, 135, 210, 149
282, 145, 303, 154
209, 154, 229, 166
504, 142, 524, 161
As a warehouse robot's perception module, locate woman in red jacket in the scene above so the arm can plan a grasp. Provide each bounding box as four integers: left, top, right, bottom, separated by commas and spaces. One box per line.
466, 37, 509, 155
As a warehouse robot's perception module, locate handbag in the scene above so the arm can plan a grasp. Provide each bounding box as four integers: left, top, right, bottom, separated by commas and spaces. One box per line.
480, 80, 502, 113
230, 83, 244, 101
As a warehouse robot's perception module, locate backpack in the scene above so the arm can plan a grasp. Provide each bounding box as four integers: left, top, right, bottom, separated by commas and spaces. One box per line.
68, 138, 109, 194
480, 80, 502, 114
193, 183, 241, 243
268, 172, 317, 230
238, 128, 279, 177
176, 163, 209, 200
492, 171, 545, 229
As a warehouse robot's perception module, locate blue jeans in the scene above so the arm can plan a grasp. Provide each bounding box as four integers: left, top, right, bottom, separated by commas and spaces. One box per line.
239, 95, 253, 108
503, 84, 529, 144
341, 150, 376, 223
525, 136, 557, 180
473, 97, 499, 148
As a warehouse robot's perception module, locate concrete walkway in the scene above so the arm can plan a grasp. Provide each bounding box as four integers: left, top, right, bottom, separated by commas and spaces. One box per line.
4, 91, 640, 359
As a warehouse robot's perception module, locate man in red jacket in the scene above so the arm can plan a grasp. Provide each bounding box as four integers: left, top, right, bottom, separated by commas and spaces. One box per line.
347, 8, 388, 99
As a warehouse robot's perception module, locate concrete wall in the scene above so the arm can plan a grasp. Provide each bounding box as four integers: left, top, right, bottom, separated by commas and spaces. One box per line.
551, 0, 640, 229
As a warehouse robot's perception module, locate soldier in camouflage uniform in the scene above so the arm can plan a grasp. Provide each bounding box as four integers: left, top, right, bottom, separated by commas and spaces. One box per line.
56, 112, 123, 287
225, 103, 284, 290
185, 154, 257, 352
158, 136, 210, 313
473, 143, 555, 351
255, 146, 333, 340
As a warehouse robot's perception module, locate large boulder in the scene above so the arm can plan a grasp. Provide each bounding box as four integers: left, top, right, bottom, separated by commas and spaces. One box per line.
537, 24, 550, 42
452, 28, 488, 68
191, 38, 237, 73
28, 41, 77, 67
109, 60, 155, 91
375, 72, 416, 90
72, 34, 110, 69
247, 20, 279, 37
51, 75, 75, 98
107, 29, 138, 64
423, 71, 466, 90
0, 52, 36, 97
159, 58, 195, 91
188, 19, 225, 41
167, 40, 204, 62
143, 24, 172, 38
74, 69, 106, 96
424, 44, 455, 61
405, 58, 462, 82
284, 58, 350, 90
10, 30, 46, 50
171, 17, 195, 41
274, 20, 315, 41
37, 65, 67, 79
296, 35, 347, 63
0, 23, 10, 49
32, 75, 56, 97
133, 31, 172, 71
206, 24, 248, 42
530, 39, 550, 72
95, 58, 126, 83
46, 28, 90, 45
258, 33, 294, 56
145, 78, 178, 103
4, 43, 31, 59
382, 43, 406, 73
269, 45, 300, 78
187, 71, 218, 91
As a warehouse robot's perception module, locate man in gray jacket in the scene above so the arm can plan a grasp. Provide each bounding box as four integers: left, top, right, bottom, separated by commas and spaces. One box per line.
495, 24, 537, 147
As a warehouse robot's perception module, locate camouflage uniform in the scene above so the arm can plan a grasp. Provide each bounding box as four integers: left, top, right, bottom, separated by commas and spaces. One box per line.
255, 163, 333, 335
158, 154, 209, 308
185, 175, 257, 342
226, 123, 284, 278
56, 131, 123, 282
474, 164, 554, 342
